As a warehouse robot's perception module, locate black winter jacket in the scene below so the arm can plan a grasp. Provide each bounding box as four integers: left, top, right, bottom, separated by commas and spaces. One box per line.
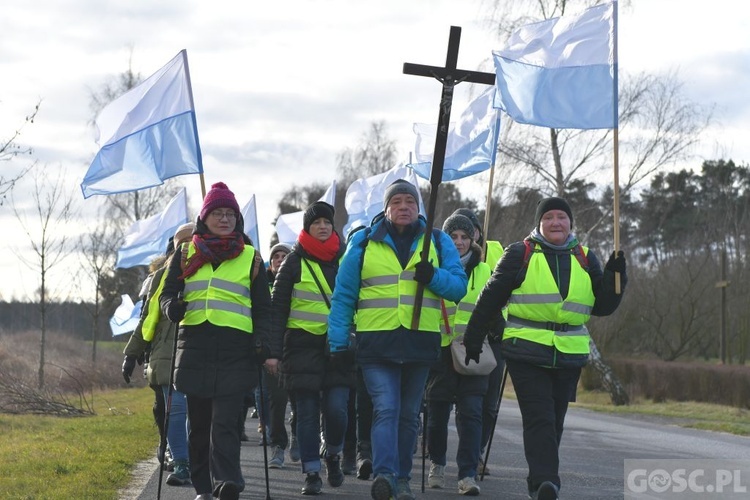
271, 236, 354, 392
159, 243, 273, 398
464, 236, 626, 368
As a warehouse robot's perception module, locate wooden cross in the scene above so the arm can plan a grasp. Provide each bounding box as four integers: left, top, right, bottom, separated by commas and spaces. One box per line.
403, 26, 495, 330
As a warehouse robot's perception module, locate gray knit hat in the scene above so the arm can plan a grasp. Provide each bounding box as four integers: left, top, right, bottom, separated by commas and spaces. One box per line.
442, 214, 476, 241
269, 242, 293, 259
383, 179, 419, 209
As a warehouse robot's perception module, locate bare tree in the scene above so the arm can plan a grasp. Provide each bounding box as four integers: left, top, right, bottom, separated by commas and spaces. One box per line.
336, 121, 399, 184
11, 165, 76, 388
0, 101, 41, 204
77, 222, 121, 363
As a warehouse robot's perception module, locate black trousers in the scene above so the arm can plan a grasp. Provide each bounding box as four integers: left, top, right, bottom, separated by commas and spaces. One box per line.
187, 392, 246, 495
506, 359, 581, 493
266, 372, 290, 449
480, 341, 506, 453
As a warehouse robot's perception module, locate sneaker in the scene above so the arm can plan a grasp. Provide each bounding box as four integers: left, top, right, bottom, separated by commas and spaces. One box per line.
458, 476, 481, 496
370, 474, 395, 500
428, 462, 445, 489
325, 454, 345, 487
289, 436, 301, 462
396, 478, 416, 500
301, 472, 323, 495
532, 481, 560, 500
250, 408, 258, 418
268, 445, 285, 469
166, 459, 191, 486
342, 447, 357, 475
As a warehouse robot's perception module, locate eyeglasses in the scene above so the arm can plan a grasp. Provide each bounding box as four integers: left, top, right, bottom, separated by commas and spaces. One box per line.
210, 210, 237, 220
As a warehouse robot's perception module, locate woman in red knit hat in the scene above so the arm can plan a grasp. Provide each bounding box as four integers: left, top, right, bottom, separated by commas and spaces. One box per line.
160, 182, 274, 500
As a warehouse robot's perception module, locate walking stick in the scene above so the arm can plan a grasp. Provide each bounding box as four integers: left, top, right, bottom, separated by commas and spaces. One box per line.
479, 364, 508, 482
421, 396, 428, 493
157, 304, 181, 500
256, 341, 272, 500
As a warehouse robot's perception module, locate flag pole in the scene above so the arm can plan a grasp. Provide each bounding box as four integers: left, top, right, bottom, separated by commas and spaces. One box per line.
481, 110, 501, 255
181, 49, 207, 199
612, 0, 621, 293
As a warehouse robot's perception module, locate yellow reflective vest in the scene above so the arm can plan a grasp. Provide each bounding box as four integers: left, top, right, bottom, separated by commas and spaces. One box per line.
440, 261, 492, 346
504, 247, 594, 355
484, 240, 504, 271
182, 244, 255, 333
356, 235, 442, 332
142, 268, 168, 342
287, 259, 332, 335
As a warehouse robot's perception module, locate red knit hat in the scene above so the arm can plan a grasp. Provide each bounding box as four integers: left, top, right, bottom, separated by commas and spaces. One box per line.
200, 182, 241, 220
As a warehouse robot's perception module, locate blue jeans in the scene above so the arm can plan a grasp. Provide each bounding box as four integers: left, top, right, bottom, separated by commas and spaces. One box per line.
254, 372, 271, 440
361, 362, 430, 481
428, 393, 483, 479
161, 385, 189, 461
293, 386, 350, 474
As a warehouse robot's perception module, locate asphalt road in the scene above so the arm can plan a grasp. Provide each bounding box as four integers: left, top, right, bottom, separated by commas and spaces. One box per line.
122, 400, 750, 499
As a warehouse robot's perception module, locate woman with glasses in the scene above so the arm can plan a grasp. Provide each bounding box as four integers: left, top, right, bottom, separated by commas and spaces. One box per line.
160, 182, 274, 500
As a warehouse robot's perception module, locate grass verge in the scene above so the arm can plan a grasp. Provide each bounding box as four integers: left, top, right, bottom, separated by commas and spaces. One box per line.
0, 387, 157, 499
572, 389, 750, 436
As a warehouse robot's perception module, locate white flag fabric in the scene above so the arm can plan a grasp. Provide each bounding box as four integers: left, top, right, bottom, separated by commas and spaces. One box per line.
115, 188, 189, 268
81, 50, 203, 198
343, 164, 425, 237
493, 2, 615, 129
410, 86, 501, 182
110, 294, 143, 336
275, 180, 337, 245
242, 195, 260, 248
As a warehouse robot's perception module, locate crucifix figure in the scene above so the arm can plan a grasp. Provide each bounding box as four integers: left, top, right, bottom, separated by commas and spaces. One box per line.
403, 25, 495, 330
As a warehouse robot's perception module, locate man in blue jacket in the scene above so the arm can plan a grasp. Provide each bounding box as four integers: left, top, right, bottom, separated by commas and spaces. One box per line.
327, 179, 467, 500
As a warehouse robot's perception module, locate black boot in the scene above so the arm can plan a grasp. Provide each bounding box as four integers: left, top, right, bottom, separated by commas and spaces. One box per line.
325, 454, 344, 487
356, 441, 372, 480
342, 442, 357, 475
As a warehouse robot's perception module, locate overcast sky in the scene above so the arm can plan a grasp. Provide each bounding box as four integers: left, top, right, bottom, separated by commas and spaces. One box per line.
1, 0, 748, 302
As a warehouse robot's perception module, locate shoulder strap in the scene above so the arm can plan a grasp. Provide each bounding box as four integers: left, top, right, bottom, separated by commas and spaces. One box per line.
251, 251, 262, 281
301, 257, 331, 309
573, 243, 589, 271
180, 242, 189, 273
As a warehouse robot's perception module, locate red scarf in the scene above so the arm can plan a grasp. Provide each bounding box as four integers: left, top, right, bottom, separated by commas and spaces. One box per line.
298, 230, 340, 262
180, 231, 246, 279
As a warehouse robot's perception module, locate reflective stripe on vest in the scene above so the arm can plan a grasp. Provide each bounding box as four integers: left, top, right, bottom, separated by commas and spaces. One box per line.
182, 244, 255, 333
504, 247, 594, 355
142, 268, 167, 342
440, 262, 492, 346
356, 234, 442, 332
287, 259, 332, 335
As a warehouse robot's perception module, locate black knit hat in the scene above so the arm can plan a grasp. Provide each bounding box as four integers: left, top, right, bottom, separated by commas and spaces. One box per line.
383, 179, 419, 209
535, 197, 573, 228
303, 201, 335, 232
442, 214, 476, 241
452, 208, 482, 234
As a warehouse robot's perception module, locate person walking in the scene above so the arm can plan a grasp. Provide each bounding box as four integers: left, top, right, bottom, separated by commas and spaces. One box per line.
327, 179, 468, 500
451, 207, 506, 476
463, 197, 627, 500
268, 201, 353, 495
263, 242, 296, 468
425, 214, 503, 496
159, 182, 273, 500
123, 222, 195, 487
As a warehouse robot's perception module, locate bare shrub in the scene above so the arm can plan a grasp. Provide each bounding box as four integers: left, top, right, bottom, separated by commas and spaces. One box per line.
0, 330, 146, 415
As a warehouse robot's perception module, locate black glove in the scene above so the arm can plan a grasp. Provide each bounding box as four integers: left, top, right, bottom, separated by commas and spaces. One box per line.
463, 341, 482, 366
328, 350, 353, 373
166, 298, 188, 323
413, 261, 435, 285
122, 355, 137, 384
605, 250, 626, 274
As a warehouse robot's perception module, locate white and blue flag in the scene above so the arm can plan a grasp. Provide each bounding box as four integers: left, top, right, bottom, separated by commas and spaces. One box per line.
493, 2, 615, 130
82, 50, 203, 198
